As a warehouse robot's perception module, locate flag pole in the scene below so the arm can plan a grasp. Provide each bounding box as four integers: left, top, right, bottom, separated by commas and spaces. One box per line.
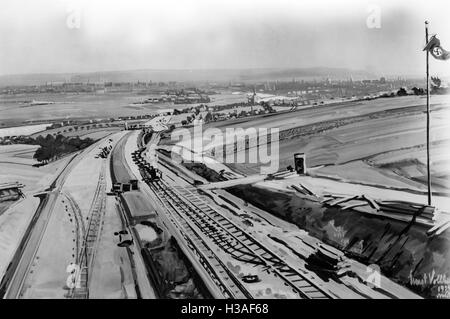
425, 21, 432, 206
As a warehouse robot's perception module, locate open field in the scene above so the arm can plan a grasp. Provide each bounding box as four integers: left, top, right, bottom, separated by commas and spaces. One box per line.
196, 95, 450, 132
32, 126, 122, 141
158, 94, 450, 193
0, 92, 248, 127
0, 144, 74, 283
0, 93, 163, 125
0, 144, 73, 193
222, 95, 450, 193
0, 124, 51, 138
207, 92, 247, 106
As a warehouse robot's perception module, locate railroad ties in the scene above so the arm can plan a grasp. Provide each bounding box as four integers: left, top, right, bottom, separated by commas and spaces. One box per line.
68, 161, 107, 299
174, 185, 332, 299
63, 193, 86, 265
150, 180, 332, 299
150, 181, 249, 299
321, 194, 439, 229
132, 140, 332, 299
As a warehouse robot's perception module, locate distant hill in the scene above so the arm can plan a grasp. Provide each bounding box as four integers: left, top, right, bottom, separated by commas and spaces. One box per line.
0, 67, 375, 86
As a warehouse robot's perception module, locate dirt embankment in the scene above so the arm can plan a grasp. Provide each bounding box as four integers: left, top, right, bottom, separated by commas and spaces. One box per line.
182, 162, 227, 183
278, 104, 430, 141
227, 184, 450, 299
141, 231, 211, 299
157, 149, 226, 183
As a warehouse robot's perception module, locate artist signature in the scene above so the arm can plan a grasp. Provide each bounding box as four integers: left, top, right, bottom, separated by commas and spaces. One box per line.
409, 270, 450, 299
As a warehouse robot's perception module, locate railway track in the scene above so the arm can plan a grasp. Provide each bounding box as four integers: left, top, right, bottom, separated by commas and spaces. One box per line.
133, 140, 333, 299
149, 179, 251, 299
68, 160, 107, 299
131, 147, 249, 298
62, 193, 85, 265
152, 180, 332, 299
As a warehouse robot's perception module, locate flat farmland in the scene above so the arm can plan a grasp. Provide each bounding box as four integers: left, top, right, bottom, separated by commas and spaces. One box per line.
0, 92, 248, 127
205, 95, 449, 131
223, 95, 450, 193
0, 144, 73, 193
208, 92, 247, 106
32, 126, 121, 141
0, 93, 170, 126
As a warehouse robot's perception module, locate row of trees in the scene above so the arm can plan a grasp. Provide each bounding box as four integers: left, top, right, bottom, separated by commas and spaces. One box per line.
47, 122, 113, 133
33, 134, 95, 164
179, 106, 277, 126
395, 77, 447, 97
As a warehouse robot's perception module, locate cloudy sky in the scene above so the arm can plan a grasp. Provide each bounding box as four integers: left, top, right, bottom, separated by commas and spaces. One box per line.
0, 0, 449, 77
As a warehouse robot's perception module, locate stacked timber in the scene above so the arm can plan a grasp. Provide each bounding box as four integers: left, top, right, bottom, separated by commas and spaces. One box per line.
426, 219, 450, 237
291, 183, 316, 197
322, 194, 435, 221
376, 201, 435, 221
321, 194, 439, 228
306, 243, 350, 277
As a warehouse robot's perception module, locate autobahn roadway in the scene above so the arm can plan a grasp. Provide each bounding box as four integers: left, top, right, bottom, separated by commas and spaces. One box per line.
0, 137, 114, 299
109, 131, 157, 299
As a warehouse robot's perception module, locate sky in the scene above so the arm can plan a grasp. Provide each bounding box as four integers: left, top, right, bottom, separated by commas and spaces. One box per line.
0, 0, 450, 77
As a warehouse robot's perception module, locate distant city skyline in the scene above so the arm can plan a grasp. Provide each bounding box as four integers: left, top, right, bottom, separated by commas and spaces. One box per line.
1, 0, 450, 78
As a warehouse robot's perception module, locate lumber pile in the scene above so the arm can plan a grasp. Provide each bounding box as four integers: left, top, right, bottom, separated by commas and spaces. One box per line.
376, 201, 435, 221
290, 183, 316, 197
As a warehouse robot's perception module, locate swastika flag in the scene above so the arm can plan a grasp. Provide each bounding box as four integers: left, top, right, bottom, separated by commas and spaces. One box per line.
423, 35, 450, 61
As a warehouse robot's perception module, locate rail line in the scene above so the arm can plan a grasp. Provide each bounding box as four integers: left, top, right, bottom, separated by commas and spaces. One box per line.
148, 179, 251, 299
133, 145, 333, 299
68, 160, 107, 299
155, 180, 332, 299
62, 192, 85, 265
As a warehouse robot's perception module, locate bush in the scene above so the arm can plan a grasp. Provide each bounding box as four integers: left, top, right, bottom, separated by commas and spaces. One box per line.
397, 88, 408, 96
33, 134, 95, 163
